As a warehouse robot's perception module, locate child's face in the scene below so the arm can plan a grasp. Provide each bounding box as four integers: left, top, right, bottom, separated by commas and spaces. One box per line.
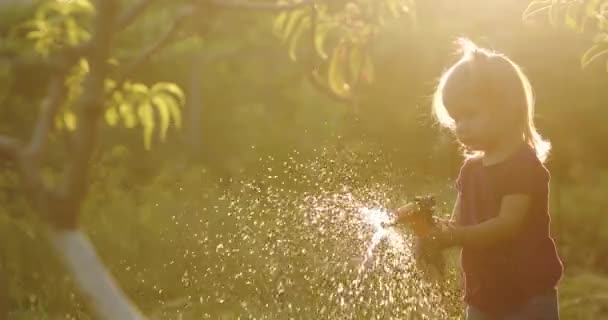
447, 95, 507, 152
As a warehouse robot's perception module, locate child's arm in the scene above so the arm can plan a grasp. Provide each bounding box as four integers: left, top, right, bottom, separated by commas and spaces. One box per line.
433, 194, 461, 232
447, 193, 462, 226
441, 194, 530, 250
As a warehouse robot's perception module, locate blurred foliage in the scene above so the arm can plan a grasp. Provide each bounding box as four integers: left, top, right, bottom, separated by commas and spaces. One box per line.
560, 272, 608, 319
11, 0, 94, 56
4, 0, 185, 149
273, 0, 415, 99
524, 0, 608, 69
103, 80, 184, 149
0, 0, 607, 318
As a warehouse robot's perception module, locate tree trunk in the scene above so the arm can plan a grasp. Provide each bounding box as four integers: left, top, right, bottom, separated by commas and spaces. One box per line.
48, 228, 146, 320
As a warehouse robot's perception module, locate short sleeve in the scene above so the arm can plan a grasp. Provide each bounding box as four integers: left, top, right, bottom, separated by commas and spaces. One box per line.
499, 154, 550, 196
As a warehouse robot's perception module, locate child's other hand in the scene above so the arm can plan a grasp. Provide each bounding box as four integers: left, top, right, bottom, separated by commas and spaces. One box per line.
435, 218, 457, 232
419, 226, 456, 253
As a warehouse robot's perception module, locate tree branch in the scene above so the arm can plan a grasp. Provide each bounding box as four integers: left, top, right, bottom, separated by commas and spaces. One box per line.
0, 136, 21, 161
115, 6, 194, 85
61, 0, 117, 227
209, 0, 313, 11
24, 75, 66, 161
1, 44, 87, 76
116, 0, 156, 31
50, 2, 147, 318
0, 66, 68, 222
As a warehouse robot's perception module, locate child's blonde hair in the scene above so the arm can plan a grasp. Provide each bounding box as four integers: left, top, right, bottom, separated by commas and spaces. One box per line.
432, 38, 551, 162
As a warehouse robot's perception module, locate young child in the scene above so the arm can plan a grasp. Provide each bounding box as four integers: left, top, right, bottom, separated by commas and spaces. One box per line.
394, 39, 563, 319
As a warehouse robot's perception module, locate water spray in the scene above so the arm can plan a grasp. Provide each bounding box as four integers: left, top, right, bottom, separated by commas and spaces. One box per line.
384, 195, 446, 277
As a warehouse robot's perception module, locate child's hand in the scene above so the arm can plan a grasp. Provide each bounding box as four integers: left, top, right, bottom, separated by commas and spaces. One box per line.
395, 202, 419, 221
381, 202, 418, 227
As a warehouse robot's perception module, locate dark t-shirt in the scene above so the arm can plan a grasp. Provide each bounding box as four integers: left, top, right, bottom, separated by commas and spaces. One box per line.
456, 144, 563, 316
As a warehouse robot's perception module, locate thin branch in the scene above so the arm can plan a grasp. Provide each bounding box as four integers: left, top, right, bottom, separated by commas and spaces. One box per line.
0, 136, 21, 160
0, 63, 69, 223
2, 45, 87, 75
115, 6, 194, 85
116, 0, 156, 31
24, 75, 66, 161
209, 0, 313, 11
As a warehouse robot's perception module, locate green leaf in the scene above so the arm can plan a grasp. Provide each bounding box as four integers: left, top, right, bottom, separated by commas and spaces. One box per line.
26, 30, 44, 40
130, 83, 149, 96
152, 96, 170, 141
566, 15, 578, 30
314, 22, 337, 60
273, 11, 289, 37
282, 9, 307, 42
288, 16, 311, 61
328, 43, 350, 98
565, 7, 578, 30
43, 0, 94, 16
387, 0, 401, 18
119, 102, 137, 129
585, 0, 601, 17
156, 92, 182, 129
105, 107, 119, 127
111, 90, 124, 105
107, 58, 119, 66
137, 101, 155, 150
151, 82, 185, 106
64, 111, 77, 131
581, 43, 608, 68
522, 0, 552, 21
168, 99, 182, 129
76, 26, 91, 42
70, 0, 95, 15
65, 17, 80, 46
23, 0, 93, 55
105, 79, 117, 91
78, 58, 89, 73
